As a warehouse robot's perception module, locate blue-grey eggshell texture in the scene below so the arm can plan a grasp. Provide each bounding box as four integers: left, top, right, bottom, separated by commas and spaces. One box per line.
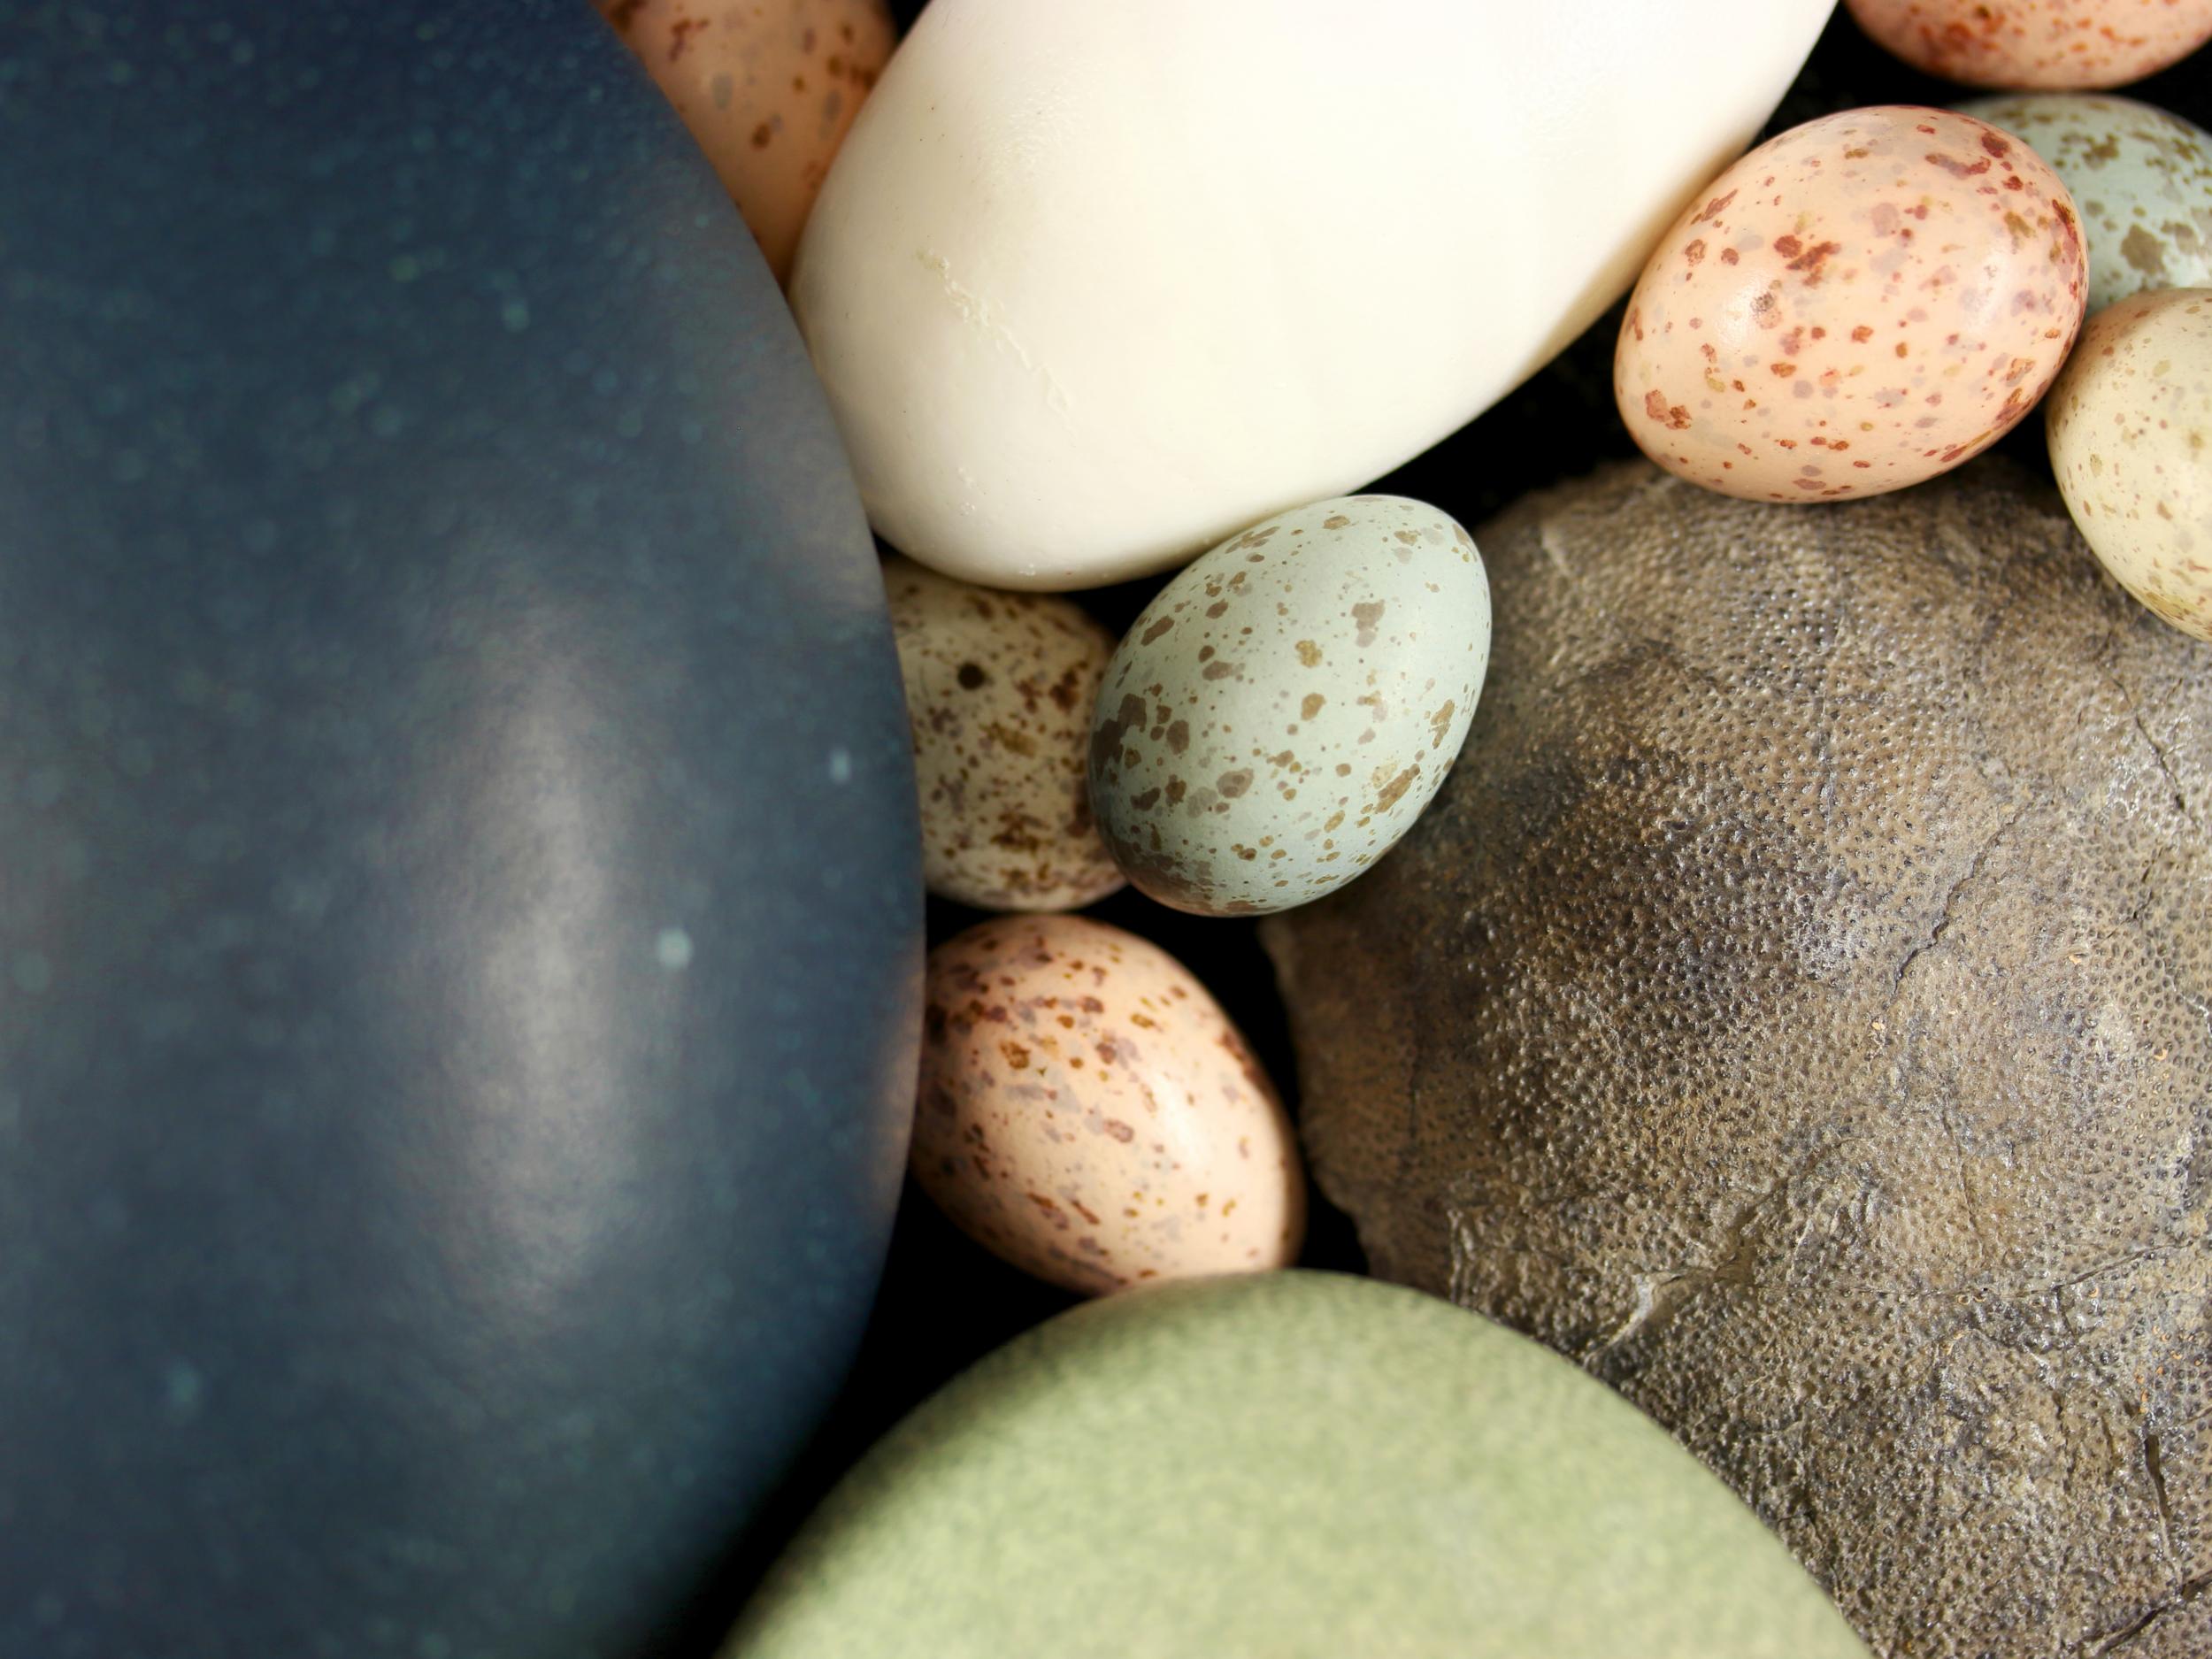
1088, 496, 1491, 917
0, 4, 920, 1657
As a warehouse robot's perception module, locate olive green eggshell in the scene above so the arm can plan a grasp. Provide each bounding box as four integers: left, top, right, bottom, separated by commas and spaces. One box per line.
1087, 497, 1489, 917
725, 1271, 1867, 1659
1958, 94, 2212, 312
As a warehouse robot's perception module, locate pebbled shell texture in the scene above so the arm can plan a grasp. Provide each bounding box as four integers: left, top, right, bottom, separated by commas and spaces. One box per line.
1617, 106, 2087, 503
1087, 496, 1489, 918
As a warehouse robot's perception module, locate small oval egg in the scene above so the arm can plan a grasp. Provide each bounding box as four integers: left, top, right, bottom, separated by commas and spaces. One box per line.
1617, 106, 2087, 503
1957, 94, 2212, 311
595, 0, 894, 284
2047, 288, 2212, 640
913, 915, 1305, 1295
1847, 0, 2212, 89
1087, 496, 1489, 918
885, 557, 1125, 912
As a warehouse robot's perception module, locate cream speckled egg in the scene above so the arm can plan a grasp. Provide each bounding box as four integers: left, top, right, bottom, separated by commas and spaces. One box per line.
913, 916, 1305, 1295
1957, 94, 2212, 311
595, 0, 893, 284
1087, 497, 1489, 918
1847, 0, 2212, 89
2047, 288, 2212, 640
885, 557, 1125, 912
1617, 107, 2088, 502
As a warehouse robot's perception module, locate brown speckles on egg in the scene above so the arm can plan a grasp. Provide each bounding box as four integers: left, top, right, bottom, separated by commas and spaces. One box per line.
1847, 0, 2212, 90
910, 916, 1305, 1296
591, 0, 895, 285
1616, 106, 2088, 503
2047, 287, 2212, 640
886, 556, 1126, 911
1089, 498, 1491, 917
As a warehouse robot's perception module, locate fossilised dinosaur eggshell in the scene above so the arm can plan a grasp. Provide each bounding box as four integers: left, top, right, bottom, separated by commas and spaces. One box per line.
1263, 457, 2212, 1659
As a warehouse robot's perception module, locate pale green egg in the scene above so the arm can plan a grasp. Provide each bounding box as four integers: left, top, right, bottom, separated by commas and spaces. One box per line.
1087, 496, 1490, 917
726, 1271, 1868, 1659
1959, 94, 2212, 312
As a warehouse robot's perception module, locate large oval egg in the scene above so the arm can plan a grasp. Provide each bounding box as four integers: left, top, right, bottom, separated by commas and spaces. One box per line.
1088, 497, 1489, 917
791, 0, 1832, 588
2047, 288, 2212, 639
1957, 94, 2212, 312
0, 7, 918, 1655
912, 916, 1305, 1295
1616, 107, 2087, 502
726, 1273, 1870, 1659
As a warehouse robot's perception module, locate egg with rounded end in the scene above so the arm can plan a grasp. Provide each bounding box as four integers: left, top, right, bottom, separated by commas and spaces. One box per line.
1955, 94, 2212, 312
1617, 107, 2088, 503
885, 557, 1125, 911
1847, 0, 2212, 89
1089, 498, 1489, 918
0, 7, 918, 1655
913, 916, 1304, 1295
2047, 288, 2212, 639
790, 0, 1832, 588
595, 0, 895, 284
725, 1272, 1871, 1659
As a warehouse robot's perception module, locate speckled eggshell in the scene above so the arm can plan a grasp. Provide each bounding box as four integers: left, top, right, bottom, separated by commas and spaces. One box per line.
913, 915, 1304, 1295
1617, 107, 2088, 503
1957, 94, 2212, 311
2047, 288, 2212, 639
885, 557, 1125, 911
596, 0, 894, 284
1087, 497, 1489, 918
1847, 0, 2212, 89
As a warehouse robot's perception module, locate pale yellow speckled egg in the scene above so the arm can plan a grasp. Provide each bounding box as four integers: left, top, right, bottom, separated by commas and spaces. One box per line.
595, 0, 894, 285
885, 557, 1125, 912
2047, 288, 2212, 640
1617, 106, 2088, 503
1847, 0, 2212, 90
913, 916, 1305, 1296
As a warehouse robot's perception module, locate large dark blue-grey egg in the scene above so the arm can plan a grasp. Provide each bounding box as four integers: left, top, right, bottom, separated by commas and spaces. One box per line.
0, 4, 920, 1656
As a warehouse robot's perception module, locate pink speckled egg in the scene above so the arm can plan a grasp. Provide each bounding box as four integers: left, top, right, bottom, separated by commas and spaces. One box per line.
1847, 0, 2212, 90
1617, 107, 2088, 503
914, 916, 1305, 1296
596, 0, 895, 285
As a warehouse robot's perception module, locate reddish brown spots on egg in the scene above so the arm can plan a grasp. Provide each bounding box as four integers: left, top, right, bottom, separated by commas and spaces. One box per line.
1693, 189, 1739, 225
1644, 389, 1692, 430
1686, 239, 1706, 267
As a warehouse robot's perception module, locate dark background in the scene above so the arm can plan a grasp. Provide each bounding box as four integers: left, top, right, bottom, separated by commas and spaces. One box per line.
726, 0, 2212, 1613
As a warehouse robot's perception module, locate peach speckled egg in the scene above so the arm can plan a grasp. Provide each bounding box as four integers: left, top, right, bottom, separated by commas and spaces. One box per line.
885, 557, 1125, 912
595, 0, 894, 285
1847, 0, 2212, 90
913, 916, 1305, 1296
1617, 106, 2088, 503
2047, 288, 2212, 639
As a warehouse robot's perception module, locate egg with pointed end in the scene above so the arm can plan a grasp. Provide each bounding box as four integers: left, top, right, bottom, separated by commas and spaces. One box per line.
912, 915, 1303, 1295
1087, 497, 1489, 918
